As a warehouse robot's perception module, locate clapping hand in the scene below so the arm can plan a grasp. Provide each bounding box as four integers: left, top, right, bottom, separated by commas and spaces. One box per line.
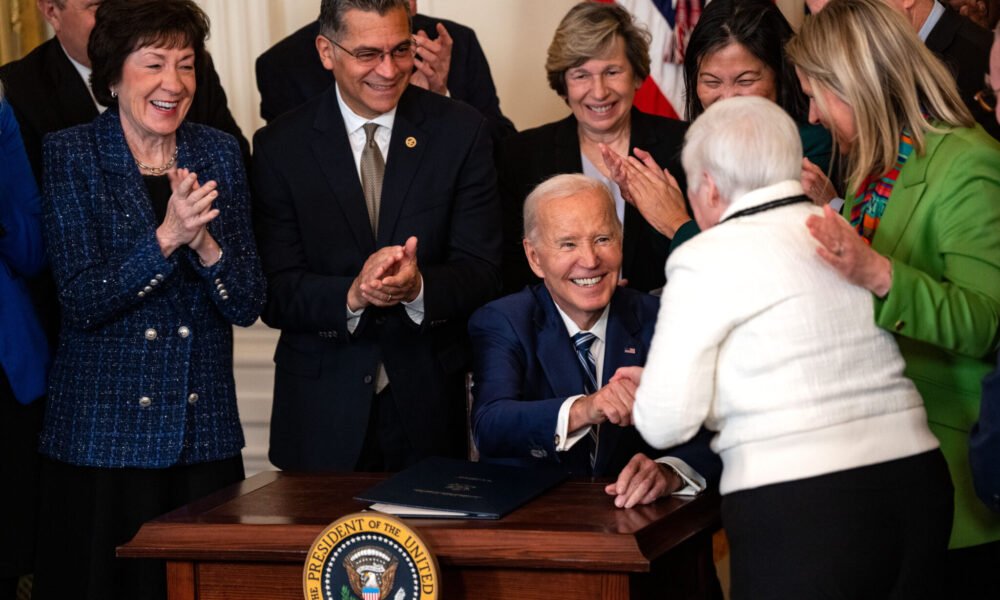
156, 168, 219, 258
411, 24, 453, 96
600, 144, 691, 238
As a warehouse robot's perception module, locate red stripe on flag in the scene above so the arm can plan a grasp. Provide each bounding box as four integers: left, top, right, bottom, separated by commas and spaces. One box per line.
634, 78, 679, 119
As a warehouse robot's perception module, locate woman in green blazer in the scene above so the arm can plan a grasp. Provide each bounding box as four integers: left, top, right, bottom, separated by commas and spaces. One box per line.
788, 1, 1000, 596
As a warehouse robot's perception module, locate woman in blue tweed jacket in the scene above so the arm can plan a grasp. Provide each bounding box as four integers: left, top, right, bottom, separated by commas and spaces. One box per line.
31, 2, 264, 598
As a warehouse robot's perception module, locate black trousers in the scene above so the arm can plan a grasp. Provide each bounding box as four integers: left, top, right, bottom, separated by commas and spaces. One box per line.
0, 368, 44, 600
354, 385, 417, 472
31, 454, 244, 600
722, 450, 953, 600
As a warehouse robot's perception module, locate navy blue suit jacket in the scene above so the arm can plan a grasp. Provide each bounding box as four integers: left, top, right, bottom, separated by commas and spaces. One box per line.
40, 109, 265, 467
254, 17, 515, 143
469, 284, 719, 480
252, 84, 502, 471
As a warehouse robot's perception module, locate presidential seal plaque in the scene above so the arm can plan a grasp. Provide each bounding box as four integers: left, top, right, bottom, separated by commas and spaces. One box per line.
304, 512, 440, 600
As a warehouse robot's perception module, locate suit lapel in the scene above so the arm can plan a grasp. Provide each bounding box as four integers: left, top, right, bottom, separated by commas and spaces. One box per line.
95, 109, 156, 225
309, 87, 376, 255
593, 290, 646, 476
532, 286, 588, 399
552, 115, 584, 174
47, 40, 100, 128
924, 9, 958, 55
378, 87, 428, 246
871, 133, 942, 257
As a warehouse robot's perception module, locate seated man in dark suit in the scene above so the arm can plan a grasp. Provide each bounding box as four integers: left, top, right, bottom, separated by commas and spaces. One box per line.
0, 0, 250, 179
253, 0, 501, 472
254, 0, 515, 143
469, 174, 719, 507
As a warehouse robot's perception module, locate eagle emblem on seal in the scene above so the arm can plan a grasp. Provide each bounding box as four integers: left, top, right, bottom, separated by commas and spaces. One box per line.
344, 546, 399, 600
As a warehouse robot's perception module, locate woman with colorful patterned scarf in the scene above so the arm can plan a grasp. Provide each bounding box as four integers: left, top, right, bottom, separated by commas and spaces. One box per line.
787, 0, 1000, 597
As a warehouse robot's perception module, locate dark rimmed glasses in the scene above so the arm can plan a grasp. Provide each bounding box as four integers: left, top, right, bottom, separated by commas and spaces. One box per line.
324, 35, 416, 67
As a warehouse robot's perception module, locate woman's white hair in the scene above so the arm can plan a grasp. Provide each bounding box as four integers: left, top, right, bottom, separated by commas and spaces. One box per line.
682, 95, 802, 203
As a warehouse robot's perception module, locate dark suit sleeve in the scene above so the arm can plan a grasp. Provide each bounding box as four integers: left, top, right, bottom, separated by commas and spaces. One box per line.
469, 305, 566, 460
446, 28, 515, 142
191, 53, 251, 168
420, 117, 503, 325
414, 17, 515, 144
251, 130, 357, 335
41, 134, 179, 330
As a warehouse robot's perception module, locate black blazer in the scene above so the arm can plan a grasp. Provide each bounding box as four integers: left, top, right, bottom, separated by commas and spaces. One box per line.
0, 38, 251, 181
254, 18, 515, 143
496, 108, 689, 295
252, 84, 502, 471
925, 7, 1000, 141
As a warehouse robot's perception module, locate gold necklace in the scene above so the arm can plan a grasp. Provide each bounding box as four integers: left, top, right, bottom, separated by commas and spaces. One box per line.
135, 146, 178, 176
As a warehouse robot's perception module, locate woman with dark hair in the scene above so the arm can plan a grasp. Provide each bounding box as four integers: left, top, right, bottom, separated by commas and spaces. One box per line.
31, 1, 265, 598
0, 86, 49, 600
497, 1, 691, 295
682, 0, 831, 174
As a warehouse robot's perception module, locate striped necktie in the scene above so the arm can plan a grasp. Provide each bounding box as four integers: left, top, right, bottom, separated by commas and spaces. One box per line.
572, 331, 600, 471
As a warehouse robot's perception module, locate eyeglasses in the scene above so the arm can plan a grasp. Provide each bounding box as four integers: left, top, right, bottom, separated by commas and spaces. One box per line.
325, 35, 416, 66
974, 73, 997, 114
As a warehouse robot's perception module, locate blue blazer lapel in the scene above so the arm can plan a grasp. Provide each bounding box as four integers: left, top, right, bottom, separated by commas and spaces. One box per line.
593, 290, 647, 476
95, 109, 157, 231
531, 285, 588, 399
309, 88, 376, 255
378, 87, 428, 246
871, 134, 943, 257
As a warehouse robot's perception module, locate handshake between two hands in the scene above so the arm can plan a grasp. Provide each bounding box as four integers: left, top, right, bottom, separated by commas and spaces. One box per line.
572, 366, 684, 508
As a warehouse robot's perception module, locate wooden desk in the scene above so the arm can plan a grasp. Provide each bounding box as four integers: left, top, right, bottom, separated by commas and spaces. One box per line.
119, 471, 720, 600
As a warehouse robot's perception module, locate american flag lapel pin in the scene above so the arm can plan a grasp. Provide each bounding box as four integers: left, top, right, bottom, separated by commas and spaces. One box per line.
624, 346, 637, 354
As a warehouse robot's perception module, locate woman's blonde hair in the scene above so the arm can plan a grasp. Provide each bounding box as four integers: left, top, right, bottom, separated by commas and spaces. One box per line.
545, 2, 650, 97
786, 0, 973, 187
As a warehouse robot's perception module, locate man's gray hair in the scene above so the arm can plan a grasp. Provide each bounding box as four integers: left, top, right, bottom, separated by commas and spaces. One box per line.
682, 96, 802, 203
523, 174, 621, 242
319, 0, 410, 40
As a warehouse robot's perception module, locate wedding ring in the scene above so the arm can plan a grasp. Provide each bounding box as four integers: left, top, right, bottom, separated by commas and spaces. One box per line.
387, 293, 393, 302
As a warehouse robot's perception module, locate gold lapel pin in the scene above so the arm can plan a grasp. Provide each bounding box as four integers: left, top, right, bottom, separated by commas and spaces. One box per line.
405, 136, 417, 148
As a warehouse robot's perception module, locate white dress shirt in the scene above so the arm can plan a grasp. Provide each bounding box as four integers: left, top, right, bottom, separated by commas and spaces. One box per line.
336, 84, 425, 331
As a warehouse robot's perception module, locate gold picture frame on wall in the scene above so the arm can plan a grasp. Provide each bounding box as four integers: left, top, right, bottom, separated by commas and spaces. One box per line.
0, 0, 48, 66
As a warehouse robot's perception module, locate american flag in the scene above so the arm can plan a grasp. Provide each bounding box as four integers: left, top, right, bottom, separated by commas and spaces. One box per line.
596, 0, 707, 119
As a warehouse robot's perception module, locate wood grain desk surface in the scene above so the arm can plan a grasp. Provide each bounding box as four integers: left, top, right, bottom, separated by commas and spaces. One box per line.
119, 470, 720, 572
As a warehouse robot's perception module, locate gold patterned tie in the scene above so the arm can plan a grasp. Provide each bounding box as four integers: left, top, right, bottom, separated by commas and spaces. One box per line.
360, 122, 384, 236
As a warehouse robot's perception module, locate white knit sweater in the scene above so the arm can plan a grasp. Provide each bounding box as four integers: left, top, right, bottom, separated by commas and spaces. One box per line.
633, 181, 939, 494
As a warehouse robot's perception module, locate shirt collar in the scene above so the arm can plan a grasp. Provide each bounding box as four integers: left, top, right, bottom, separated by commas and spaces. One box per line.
554, 301, 610, 344
335, 82, 397, 134
918, 0, 945, 42
60, 42, 106, 113
720, 180, 805, 222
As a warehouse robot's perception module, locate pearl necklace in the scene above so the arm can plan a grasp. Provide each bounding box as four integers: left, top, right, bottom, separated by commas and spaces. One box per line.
135, 146, 179, 176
